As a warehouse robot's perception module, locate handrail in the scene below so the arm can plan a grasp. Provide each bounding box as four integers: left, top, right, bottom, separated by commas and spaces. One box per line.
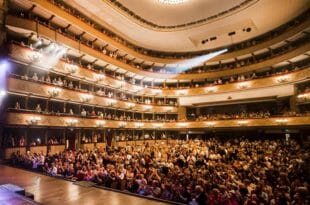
7, 77, 179, 115
5, 17, 310, 80
8, 44, 310, 97
5, 111, 310, 129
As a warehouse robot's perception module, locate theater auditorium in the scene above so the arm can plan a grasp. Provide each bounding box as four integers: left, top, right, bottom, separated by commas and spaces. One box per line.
0, 0, 309, 204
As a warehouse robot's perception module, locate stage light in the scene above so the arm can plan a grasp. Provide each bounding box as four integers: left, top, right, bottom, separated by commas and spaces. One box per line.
173, 49, 228, 74
0, 90, 6, 97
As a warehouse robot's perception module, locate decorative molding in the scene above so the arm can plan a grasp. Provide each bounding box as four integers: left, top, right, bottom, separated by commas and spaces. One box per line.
104, 0, 259, 31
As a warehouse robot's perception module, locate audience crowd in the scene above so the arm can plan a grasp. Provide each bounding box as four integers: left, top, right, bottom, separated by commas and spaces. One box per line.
11, 137, 309, 205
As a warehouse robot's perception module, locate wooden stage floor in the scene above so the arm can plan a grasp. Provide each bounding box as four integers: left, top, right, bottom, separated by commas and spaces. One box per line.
0, 165, 169, 205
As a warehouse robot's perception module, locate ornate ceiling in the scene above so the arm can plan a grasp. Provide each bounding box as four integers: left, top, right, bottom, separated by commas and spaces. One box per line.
31, 0, 310, 53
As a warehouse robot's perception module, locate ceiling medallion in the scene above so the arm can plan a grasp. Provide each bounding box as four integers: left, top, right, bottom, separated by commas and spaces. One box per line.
158, 0, 188, 5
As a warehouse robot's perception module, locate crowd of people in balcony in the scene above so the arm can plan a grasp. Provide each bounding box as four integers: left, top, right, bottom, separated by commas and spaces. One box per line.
10, 137, 309, 204
9, 6, 309, 76
13, 48, 309, 95
193, 111, 271, 121
12, 101, 178, 122
3, 131, 169, 148
17, 72, 178, 106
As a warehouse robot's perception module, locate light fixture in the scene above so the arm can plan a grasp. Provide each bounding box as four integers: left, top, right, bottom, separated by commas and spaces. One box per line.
177, 90, 188, 96
276, 75, 290, 83
66, 119, 78, 127
205, 122, 216, 127
126, 102, 135, 109
143, 105, 152, 111
80, 94, 93, 103
28, 51, 42, 63
297, 93, 309, 102
135, 122, 144, 128
0, 90, 6, 97
152, 89, 162, 95
178, 122, 188, 127
237, 120, 248, 126
165, 107, 173, 113
116, 81, 125, 89
96, 120, 106, 128
26, 116, 41, 125
275, 119, 288, 125
205, 86, 217, 93
65, 63, 78, 74
94, 74, 105, 82
158, 0, 188, 5
153, 123, 163, 129
47, 87, 61, 97
237, 82, 250, 89
107, 99, 116, 107
119, 122, 127, 128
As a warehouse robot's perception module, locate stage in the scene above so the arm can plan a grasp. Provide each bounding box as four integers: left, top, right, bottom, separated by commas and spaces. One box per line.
0, 165, 168, 205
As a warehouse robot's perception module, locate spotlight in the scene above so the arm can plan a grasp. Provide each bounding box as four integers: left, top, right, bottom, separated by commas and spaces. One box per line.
0, 90, 6, 97
172, 48, 228, 74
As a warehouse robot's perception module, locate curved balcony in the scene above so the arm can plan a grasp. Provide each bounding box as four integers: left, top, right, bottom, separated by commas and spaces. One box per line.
29, 0, 310, 63
6, 15, 310, 80
7, 77, 178, 114
9, 43, 310, 98
5, 111, 310, 129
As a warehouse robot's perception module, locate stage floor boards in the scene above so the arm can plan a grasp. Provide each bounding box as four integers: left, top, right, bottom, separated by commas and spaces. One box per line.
0, 165, 168, 205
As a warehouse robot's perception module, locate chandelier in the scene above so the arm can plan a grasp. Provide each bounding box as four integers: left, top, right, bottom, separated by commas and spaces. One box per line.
158, 0, 188, 5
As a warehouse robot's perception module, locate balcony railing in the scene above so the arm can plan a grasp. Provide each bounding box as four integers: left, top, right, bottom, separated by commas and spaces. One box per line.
5, 111, 310, 129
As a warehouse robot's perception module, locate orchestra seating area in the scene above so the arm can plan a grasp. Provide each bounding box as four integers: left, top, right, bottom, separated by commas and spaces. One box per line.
0, 0, 309, 205
10, 138, 310, 204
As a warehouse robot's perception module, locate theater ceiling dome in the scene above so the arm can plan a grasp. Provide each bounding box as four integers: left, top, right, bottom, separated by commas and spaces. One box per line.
56, 0, 309, 52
